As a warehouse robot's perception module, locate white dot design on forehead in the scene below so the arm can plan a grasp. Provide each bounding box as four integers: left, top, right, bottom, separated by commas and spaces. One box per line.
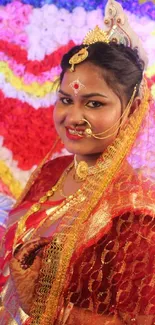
69, 78, 86, 96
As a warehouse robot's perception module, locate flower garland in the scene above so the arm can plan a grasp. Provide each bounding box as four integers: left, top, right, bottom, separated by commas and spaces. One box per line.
0, 1, 32, 47
0, 40, 75, 73
0, 136, 35, 187
0, 61, 59, 97
0, 0, 154, 21
25, 6, 155, 61
0, 139, 70, 201
0, 75, 57, 109
0, 160, 23, 199
0, 52, 61, 84
0, 91, 63, 169
0, 8, 153, 66
146, 64, 155, 78
0, 6, 153, 65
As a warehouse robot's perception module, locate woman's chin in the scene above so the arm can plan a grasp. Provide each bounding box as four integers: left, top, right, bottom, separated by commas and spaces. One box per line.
63, 145, 101, 158
63, 141, 87, 155
61, 137, 104, 157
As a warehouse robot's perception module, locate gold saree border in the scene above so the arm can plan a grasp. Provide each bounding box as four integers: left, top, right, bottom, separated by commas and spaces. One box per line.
29, 85, 150, 325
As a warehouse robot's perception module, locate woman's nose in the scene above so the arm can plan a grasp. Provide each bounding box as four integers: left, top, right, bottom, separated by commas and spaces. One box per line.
65, 104, 83, 125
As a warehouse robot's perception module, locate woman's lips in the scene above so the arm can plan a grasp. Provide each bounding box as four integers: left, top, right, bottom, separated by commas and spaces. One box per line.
65, 128, 85, 140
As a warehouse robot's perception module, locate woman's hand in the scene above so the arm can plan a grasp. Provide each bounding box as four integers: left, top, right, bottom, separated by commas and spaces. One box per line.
9, 237, 50, 315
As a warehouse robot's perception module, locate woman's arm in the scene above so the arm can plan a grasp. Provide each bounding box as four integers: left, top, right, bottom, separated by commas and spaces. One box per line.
9, 237, 50, 315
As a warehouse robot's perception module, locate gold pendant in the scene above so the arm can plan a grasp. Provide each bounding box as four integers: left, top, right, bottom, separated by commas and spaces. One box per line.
75, 160, 89, 181
69, 47, 89, 72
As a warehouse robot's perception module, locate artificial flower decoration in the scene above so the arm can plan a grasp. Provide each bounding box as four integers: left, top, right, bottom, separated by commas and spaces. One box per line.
0, 1, 154, 223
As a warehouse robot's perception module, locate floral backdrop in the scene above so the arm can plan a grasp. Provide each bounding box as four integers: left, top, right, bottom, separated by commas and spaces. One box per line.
0, 0, 155, 234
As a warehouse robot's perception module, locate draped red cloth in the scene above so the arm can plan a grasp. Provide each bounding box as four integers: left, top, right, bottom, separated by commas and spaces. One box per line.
0, 156, 72, 293
0, 155, 155, 325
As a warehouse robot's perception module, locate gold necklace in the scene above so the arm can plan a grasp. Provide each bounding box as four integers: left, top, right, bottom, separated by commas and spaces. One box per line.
13, 161, 74, 248
74, 154, 110, 182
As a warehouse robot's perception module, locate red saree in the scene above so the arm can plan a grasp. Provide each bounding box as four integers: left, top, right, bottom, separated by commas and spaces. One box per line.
0, 155, 155, 325
0, 83, 155, 325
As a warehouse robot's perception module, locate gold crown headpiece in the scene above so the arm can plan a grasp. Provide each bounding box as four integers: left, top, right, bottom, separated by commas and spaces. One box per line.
69, 0, 148, 72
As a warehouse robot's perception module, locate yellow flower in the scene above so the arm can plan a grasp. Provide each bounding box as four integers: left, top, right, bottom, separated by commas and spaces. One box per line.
146, 64, 155, 78
0, 61, 59, 97
0, 160, 23, 199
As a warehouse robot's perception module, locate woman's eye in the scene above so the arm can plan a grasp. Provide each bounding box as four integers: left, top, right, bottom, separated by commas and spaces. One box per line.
59, 97, 73, 105
86, 101, 103, 108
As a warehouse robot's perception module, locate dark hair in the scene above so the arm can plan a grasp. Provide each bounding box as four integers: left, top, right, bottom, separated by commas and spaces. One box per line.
60, 42, 144, 103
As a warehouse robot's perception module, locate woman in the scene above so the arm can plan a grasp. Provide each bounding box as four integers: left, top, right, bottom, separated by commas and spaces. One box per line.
0, 0, 155, 324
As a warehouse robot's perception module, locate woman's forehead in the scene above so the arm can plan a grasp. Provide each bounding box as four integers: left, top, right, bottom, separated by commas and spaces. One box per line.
60, 63, 119, 99
61, 63, 109, 90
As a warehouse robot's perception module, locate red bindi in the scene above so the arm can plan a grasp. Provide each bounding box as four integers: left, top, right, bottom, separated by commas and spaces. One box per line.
74, 83, 79, 89
69, 78, 85, 95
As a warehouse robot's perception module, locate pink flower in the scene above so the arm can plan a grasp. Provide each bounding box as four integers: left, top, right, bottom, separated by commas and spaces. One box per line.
8, 17, 25, 30
14, 33, 28, 47
0, 27, 14, 41
0, 9, 9, 30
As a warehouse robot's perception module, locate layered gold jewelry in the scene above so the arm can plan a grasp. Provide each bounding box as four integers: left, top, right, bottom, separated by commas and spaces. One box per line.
74, 154, 111, 182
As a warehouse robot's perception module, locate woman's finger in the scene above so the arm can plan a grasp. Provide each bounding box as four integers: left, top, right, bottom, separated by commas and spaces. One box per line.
12, 237, 51, 269
15, 237, 51, 258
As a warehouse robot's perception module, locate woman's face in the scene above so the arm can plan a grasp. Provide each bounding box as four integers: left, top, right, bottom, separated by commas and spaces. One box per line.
54, 62, 127, 158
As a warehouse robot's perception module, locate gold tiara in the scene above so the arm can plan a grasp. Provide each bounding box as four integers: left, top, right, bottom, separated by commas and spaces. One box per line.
69, 26, 110, 72
83, 26, 109, 45
69, 0, 148, 72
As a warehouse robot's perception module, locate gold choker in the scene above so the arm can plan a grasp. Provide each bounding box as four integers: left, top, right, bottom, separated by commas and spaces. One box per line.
74, 159, 89, 182
74, 155, 110, 182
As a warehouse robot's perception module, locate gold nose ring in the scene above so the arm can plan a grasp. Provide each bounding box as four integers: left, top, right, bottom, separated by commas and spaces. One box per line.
80, 119, 93, 137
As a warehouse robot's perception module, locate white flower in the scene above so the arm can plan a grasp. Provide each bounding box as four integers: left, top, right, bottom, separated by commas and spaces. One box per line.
70, 25, 89, 44
71, 7, 87, 28
86, 9, 103, 28
42, 4, 59, 20
58, 8, 72, 28
54, 25, 69, 45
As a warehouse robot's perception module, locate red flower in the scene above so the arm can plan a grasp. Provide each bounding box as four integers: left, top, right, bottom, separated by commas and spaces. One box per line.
0, 40, 75, 75
0, 90, 63, 170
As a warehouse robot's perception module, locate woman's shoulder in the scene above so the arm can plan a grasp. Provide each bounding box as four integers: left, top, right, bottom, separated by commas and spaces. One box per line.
23, 155, 73, 203
41, 155, 73, 173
